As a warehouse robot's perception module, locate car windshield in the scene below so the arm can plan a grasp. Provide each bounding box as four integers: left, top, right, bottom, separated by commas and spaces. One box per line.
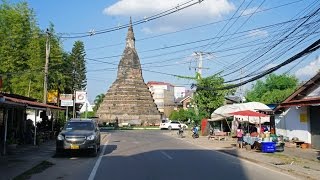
64, 122, 94, 131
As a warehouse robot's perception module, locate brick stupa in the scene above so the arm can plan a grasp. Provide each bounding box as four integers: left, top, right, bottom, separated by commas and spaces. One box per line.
97, 18, 161, 125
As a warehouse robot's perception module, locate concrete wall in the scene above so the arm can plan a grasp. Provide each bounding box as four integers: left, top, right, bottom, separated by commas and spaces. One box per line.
275, 106, 311, 143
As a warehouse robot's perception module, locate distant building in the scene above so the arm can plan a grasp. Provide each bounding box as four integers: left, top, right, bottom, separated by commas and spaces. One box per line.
175, 90, 195, 110
173, 86, 186, 100
147, 81, 175, 119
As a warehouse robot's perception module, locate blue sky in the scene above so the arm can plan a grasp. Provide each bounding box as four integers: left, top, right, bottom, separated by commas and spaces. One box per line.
12, 0, 320, 102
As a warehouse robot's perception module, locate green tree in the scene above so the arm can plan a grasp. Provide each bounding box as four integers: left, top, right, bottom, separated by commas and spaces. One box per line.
0, 1, 70, 101
245, 73, 299, 104
169, 108, 207, 125
70, 41, 87, 91
0, 1, 42, 98
93, 93, 105, 112
193, 74, 234, 116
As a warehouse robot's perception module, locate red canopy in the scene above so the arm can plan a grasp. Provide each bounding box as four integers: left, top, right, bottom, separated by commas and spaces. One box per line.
229, 110, 268, 117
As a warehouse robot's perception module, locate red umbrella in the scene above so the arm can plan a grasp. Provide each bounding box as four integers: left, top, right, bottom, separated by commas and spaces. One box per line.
229, 110, 268, 117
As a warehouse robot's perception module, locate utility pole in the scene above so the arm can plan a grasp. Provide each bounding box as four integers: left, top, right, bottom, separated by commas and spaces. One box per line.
193, 51, 211, 79
43, 29, 51, 103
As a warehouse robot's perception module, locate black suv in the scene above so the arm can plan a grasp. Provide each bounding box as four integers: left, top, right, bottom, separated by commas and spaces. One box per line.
56, 118, 101, 156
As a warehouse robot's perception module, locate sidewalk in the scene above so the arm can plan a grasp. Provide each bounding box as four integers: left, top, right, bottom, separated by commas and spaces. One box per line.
0, 140, 56, 180
166, 131, 320, 180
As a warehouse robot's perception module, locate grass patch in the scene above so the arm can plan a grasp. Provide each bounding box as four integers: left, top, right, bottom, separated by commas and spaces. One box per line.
13, 160, 54, 180
265, 153, 303, 164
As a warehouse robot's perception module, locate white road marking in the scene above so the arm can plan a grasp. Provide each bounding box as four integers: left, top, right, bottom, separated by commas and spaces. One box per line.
160, 151, 173, 160
88, 134, 110, 180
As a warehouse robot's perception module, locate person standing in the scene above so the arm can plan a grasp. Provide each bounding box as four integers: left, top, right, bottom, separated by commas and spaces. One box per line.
236, 125, 244, 148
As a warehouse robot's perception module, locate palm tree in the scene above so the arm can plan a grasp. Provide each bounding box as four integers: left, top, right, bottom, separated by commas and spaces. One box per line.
93, 93, 105, 112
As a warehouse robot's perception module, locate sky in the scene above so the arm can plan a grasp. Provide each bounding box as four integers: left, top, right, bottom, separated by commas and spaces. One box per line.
9, 0, 320, 103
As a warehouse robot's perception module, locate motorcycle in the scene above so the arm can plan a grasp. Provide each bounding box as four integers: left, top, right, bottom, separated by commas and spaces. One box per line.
192, 128, 199, 139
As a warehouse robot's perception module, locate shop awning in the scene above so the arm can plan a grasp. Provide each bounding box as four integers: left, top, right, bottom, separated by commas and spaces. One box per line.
2, 96, 65, 110
230, 110, 270, 124
210, 102, 271, 121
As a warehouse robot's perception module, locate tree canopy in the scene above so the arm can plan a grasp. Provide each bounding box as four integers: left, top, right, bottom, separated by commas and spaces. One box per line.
245, 73, 299, 104
193, 74, 234, 116
0, 1, 87, 102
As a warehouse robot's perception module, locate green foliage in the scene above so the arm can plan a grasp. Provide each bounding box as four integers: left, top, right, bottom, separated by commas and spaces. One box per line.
169, 108, 208, 125
80, 111, 95, 118
245, 73, 298, 104
193, 74, 234, 115
0, 1, 84, 101
93, 93, 105, 112
0, 1, 42, 98
70, 41, 87, 91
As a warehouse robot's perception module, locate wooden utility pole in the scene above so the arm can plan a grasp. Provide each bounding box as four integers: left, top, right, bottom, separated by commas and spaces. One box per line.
43, 29, 51, 103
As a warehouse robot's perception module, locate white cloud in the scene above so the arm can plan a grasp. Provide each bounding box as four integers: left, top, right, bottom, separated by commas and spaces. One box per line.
103, 0, 235, 33
295, 56, 320, 80
240, 7, 261, 16
247, 29, 268, 38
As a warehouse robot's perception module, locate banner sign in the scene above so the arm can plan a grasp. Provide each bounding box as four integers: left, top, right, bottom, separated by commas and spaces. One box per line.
75, 91, 86, 103
61, 100, 73, 107
47, 90, 58, 103
60, 94, 73, 101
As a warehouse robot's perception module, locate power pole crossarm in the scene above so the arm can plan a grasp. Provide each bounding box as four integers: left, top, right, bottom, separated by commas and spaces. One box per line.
193, 51, 212, 79
43, 29, 51, 104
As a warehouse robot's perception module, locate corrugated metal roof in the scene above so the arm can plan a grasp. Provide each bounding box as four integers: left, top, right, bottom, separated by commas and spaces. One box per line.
2, 95, 64, 110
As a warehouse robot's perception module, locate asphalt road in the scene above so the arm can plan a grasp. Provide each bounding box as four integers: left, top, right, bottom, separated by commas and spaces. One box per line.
31, 130, 297, 180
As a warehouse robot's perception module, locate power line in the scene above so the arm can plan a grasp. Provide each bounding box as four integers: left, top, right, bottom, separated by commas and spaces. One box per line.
218, 6, 320, 78
84, 0, 302, 51
86, 15, 315, 64
197, 38, 320, 91
58, 0, 204, 39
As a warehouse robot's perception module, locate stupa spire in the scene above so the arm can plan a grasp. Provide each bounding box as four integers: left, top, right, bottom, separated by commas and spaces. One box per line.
126, 17, 135, 48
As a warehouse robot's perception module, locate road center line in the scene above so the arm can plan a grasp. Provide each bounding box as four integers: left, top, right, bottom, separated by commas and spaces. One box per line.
88, 134, 110, 180
161, 151, 173, 160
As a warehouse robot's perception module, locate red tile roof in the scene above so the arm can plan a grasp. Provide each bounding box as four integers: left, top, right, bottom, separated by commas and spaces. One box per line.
147, 81, 173, 86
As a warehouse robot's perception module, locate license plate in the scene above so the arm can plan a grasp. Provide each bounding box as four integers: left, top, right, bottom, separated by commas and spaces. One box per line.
70, 144, 79, 149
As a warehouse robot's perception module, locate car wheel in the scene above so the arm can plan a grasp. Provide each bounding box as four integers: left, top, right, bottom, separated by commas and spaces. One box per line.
97, 143, 101, 151
91, 146, 98, 157
168, 126, 172, 130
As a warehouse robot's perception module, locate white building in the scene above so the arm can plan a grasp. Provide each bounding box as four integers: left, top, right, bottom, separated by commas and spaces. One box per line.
275, 72, 320, 149
147, 81, 175, 119
174, 86, 186, 100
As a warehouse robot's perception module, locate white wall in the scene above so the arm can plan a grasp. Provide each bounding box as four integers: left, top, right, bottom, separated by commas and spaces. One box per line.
275, 106, 311, 143
174, 86, 186, 99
